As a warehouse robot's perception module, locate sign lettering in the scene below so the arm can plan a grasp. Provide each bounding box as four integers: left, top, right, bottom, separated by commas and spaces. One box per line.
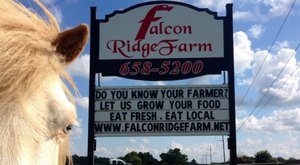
94, 85, 229, 136
98, 2, 225, 80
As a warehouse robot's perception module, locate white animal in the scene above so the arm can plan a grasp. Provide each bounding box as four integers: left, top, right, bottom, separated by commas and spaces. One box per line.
0, 0, 88, 164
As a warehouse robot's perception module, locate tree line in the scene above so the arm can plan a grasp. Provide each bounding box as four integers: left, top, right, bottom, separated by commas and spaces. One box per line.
237, 150, 300, 164
70, 148, 300, 165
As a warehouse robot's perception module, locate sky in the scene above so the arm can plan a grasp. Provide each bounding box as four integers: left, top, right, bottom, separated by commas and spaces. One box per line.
35, 0, 300, 163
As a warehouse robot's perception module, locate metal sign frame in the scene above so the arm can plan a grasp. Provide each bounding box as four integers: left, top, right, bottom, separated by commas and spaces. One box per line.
88, 1, 236, 164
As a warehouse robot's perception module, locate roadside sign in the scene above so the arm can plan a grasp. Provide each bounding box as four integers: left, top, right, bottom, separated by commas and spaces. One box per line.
94, 85, 229, 136
88, 1, 237, 164
96, 2, 227, 80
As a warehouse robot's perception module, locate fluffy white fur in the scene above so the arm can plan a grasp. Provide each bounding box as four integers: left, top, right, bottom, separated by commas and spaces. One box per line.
0, 0, 87, 164
0, 75, 76, 164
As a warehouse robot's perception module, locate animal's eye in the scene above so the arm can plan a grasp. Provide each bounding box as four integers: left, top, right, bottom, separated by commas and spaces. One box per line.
63, 124, 73, 134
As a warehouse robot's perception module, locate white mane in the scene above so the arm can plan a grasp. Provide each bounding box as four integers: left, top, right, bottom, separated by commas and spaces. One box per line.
0, 0, 88, 165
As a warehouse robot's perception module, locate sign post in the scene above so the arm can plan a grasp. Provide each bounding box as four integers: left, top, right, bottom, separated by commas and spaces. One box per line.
88, 6, 98, 165
226, 4, 237, 164
88, 2, 236, 164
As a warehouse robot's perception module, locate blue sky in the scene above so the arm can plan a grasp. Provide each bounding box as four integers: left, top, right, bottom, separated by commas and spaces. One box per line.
37, 0, 300, 163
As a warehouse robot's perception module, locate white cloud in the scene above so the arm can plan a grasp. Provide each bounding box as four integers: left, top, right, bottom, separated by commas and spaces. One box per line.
167, 141, 227, 162
170, 141, 183, 150
72, 124, 83, 137
237, 108, 300, 133
67, 54, 90, 78
238, 135, 300, 159
75, 96, 89, 111
262, 0, 294, 16
40, 0, 63, 24
190, 0, 232, 13
234, 31, 254, 74
95, 147, 114, 157
231, 0, 296, 24
50, 5, 63, 24
237, 77, 252, 86
142, 138, 150, 144
188, 75, 222, 85
248, 24, 265, 39
251, 48, 298, 103
154, 81, 166, 86
129, 138, 137, 144
234, 31, 300, 107
233, 11, 252, 20
273, 41, 289, 51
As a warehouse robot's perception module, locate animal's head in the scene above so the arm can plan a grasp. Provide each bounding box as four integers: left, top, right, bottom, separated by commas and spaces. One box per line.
0, 0, 88, 165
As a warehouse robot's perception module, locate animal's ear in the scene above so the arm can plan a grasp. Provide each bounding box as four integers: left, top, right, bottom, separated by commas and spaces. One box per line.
53, 24, 89, 65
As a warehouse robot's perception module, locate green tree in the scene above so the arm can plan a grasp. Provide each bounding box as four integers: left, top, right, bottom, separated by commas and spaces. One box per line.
269, 157, 279, 163
237, 155, 255, 163
276, 156, 286, 163
287, 157, 299, 164
189, 159, 198, 165
121, 151, 142, 165
160, 148, 188, 165
94, 156, 110, 165
137, 152, 159, 165
255, 150, 272, 163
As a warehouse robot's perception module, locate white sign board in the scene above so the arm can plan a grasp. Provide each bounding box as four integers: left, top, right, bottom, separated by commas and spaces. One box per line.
99, 3, 224, 60
94, 85, 229, 137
